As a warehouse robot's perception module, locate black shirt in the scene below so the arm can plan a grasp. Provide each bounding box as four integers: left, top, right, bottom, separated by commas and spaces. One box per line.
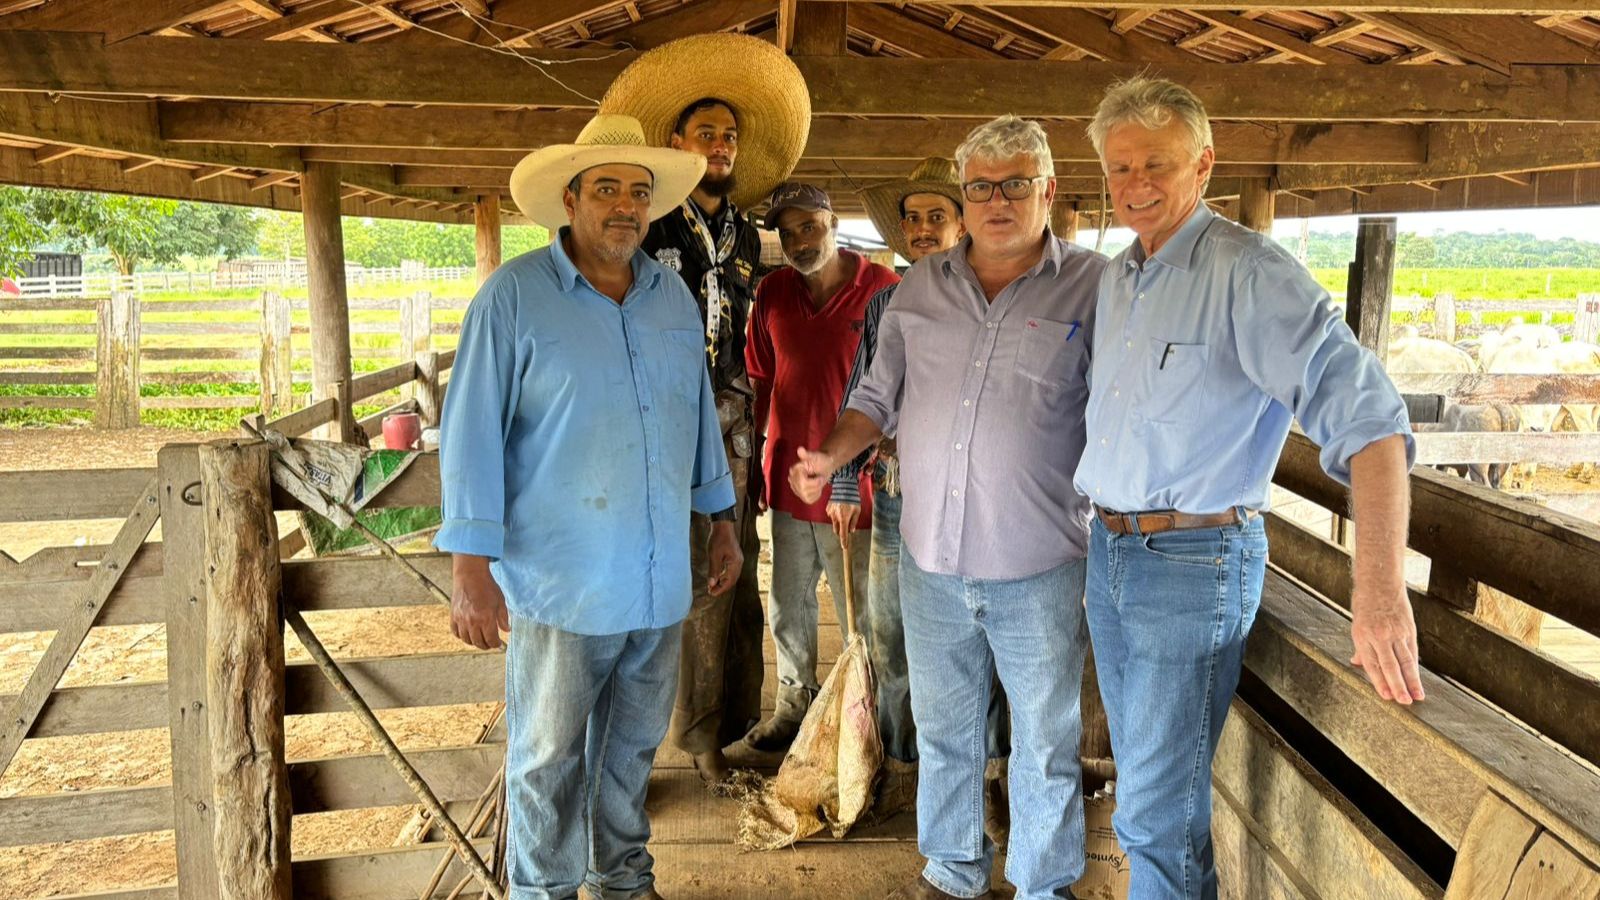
642, 197, 762, 394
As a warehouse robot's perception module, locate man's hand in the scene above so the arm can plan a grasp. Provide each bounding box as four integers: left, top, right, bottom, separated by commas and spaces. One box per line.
789, 446, 836, 505
706, 521, 743, 596
826, 501, 859, 547
1350, 586, 1425, 705
750, 464, 768, 515
450, 555, 510, 651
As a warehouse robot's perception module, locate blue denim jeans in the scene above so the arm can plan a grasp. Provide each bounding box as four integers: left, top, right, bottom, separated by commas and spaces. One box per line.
901, 550, 1088, 900
1085, 515, 1268, 900
504, 616, 682, 900
769, 509, 869, 721
867, 486, 1010, 765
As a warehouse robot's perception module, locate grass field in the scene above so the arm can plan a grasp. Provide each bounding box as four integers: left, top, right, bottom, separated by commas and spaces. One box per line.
5, 268, 1600, 430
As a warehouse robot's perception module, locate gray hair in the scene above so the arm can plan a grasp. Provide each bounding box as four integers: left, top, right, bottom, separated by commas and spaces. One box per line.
1087, 76, 1214, 161
954, 115, 1054, 181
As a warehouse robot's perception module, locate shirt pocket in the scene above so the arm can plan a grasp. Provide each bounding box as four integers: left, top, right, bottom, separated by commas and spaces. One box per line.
1139, 337, 1209, 426
1014, 316, 1084, 389
657, 328, 705, 404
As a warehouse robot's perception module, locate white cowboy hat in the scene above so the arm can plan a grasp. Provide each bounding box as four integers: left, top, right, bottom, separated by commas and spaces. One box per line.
599, 33, 811, 210
508, 113, 707, 230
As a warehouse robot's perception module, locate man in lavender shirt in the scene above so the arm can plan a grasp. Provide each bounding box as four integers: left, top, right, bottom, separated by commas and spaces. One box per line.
790, 115, 1106, 900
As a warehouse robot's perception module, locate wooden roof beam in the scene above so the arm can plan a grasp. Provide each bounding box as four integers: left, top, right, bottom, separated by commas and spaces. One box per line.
984, 6, 1200, 65
1351, 12, 1600, 75
1, 0, 240, 42
1175, 24, 1227, 51
190, 164, 237, 182
32, 143, 83, 164
1185, 11, 1360, 64
792, 1, 847, 56
121, 157, 164, 173
601, 0, 771, 51
229, 0, 375, 41
1111, 10, 1158, 35
776, 0, 799, 51
848, 4, 1004, 59
9, 32, 1600, 122
250, 170, 298, 191
1310, 20, 1378, 46
1277, 122, 1600, 191
233, 1, 284, 20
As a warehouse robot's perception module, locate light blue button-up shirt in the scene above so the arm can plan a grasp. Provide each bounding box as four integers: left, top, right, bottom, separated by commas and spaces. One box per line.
435, 230, 735, 635
1075, 204, 1414, 514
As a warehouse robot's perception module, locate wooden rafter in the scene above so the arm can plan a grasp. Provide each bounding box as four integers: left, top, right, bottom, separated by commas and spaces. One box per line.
1176, 23, 1227, 50
601, 0, 769, 50
233, 0, 284, 20
190, 163, 236, 182
1185, 11, 1359, 64
1310, 20, 1378, 46
249, 170, 298, 191
1352, 11, 1600, 74
1111, 9, 1159, 34
32, 143, 83, 164
229, 0, 371, 41
776, 0, 799, 50
850, 3, 1003, 58
984, 6, 1199, 64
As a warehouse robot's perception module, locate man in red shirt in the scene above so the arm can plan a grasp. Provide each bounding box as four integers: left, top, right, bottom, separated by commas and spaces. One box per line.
744, 183, 900, 751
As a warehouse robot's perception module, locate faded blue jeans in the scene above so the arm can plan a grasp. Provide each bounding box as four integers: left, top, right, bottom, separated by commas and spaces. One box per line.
1085, 515, 1268, 900
901, 550, 1088, 900
868, 484, 1010, 765
504, 615, 681, 900
769, 509, 869, 721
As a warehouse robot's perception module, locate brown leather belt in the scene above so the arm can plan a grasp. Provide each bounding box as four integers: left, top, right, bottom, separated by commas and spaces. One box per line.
1095, 506, 1256, 536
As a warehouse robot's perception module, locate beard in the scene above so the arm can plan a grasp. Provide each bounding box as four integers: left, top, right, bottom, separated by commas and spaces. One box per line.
788, 239, 835, 276
698, 168, 736, 198
588, 216, 642, 263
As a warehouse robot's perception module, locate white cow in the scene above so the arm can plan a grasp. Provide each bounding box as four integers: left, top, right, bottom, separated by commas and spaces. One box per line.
1387, 327, 1478, 375
1551, 341, 1600, 482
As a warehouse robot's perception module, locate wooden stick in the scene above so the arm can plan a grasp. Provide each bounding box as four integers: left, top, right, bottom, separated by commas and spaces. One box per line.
841, 534, 857, 641
418, 762, 506, 900
0, 476, 159, 779
282, 605, 505, 900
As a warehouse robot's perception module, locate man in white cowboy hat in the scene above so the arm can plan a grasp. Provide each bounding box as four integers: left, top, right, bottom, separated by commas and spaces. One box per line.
743, 181, 899, 752
435, 112, 743, 900
790, 116, 1105, 900
827, 158, 1012, 840
599, 33, 811, 786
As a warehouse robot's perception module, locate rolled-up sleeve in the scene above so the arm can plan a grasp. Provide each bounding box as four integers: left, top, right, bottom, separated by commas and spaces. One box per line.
1232, 252, 1416, 485
689, 361, 736, 514
434, 278, 520, 559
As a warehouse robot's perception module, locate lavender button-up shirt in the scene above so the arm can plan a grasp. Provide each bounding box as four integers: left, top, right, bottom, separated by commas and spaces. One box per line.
846, 232, 1106, 580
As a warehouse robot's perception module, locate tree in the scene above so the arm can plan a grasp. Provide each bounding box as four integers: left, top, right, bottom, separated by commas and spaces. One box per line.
27, 190, 261, 274
0, 186, 49, 278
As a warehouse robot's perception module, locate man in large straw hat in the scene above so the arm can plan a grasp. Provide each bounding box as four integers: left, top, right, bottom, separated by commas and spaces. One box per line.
744, 182, 899, 752
790, 116, 1105, 900
436, 112, 742, 900
827, 158, 1012, 838
600, 32, 811, 785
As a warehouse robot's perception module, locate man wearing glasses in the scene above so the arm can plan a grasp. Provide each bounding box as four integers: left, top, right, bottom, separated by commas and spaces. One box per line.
790, 116, 1106, 900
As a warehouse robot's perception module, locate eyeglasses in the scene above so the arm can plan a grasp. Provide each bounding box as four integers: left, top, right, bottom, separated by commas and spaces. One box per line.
961, 175, 1048, 203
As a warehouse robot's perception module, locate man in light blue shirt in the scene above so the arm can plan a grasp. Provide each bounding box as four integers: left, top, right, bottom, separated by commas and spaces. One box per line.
435, 114, 740, 900
1076, 78, 1423, 900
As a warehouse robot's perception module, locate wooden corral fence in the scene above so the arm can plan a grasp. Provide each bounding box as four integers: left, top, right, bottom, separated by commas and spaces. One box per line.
1392, 292, 1600, 343
13, 265, 475, 298
0, 290, 467, 427
4, 419, 1600, 896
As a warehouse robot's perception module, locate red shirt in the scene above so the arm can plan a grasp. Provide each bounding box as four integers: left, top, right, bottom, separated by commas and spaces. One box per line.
747, 251, 900, 525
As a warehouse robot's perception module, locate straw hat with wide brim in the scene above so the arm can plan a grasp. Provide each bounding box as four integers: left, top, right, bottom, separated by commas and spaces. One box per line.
860, 157, 966, 262
509, 113, 706, 230
598, 33, 811, 211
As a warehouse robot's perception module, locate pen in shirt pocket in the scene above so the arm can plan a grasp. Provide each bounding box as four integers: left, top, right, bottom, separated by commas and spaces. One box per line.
1065, 320, 1081, 342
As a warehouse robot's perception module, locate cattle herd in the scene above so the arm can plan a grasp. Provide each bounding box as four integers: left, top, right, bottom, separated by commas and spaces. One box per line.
1386, 319, 1600, 490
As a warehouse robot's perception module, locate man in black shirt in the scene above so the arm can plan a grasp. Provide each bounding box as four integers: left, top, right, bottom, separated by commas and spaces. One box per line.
603, 34, 811, 784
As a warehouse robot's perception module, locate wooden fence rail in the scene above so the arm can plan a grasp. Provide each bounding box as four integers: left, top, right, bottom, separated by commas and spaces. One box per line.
0, 290, 461, 427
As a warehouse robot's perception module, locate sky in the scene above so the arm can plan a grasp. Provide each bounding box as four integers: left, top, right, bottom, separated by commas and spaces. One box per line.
838, 204, 1600, 256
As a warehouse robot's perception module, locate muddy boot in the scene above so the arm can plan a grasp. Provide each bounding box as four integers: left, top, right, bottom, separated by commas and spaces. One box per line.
691, 748, 732, 786
743, 714, 801, 753
884, 875, 992, 899
983, 758, 1009, 853
874, 757, 918, 819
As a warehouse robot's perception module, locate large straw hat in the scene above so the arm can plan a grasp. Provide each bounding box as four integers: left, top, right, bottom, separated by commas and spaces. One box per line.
508, 113, 706, 230
859, 157, 966, 262
599, 33, 811, 211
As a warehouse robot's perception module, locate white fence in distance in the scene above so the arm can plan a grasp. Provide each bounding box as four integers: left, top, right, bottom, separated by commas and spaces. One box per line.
14, 264, 475, 298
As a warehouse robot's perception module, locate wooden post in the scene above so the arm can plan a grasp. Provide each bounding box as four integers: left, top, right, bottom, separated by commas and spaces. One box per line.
416, 350, 442, 429
1237, 177, 1275, 234
1577, 293, 1600, 345
95, 291, 140, 429
1434, 291, 1458, 344
199, 440, 291, 900
259, 290, 293, 417
791, 1, 847, 55
333, 378, 357, 444
400, 290, 432, 358
301, 160, 356, 441
474, 195, 502, 286
158, 445, 221, 900
1345, 216, 1397, 364
1050, 202, 1080, 244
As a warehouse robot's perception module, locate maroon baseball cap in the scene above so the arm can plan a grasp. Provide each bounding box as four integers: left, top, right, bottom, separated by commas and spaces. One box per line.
762, 182, 833, 229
